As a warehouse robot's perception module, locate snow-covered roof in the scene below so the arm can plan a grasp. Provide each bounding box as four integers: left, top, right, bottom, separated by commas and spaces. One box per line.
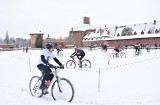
101, 30, 113, 37
29, 30, 44, 35
105, 33, 160, 41
83, 20, 160, 42
73, 24, 100, 31
113, 21, 160, 37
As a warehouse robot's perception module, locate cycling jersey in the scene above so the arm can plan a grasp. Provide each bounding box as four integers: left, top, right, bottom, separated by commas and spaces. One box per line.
37, 49, 56, 65
75, 48, 84, 55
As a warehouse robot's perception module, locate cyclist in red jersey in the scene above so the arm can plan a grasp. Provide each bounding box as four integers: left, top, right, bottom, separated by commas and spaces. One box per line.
114, 44, 123, 55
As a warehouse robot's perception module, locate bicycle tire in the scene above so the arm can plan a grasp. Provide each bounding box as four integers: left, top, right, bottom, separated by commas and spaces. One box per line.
59, 51, 63, 57
29, 76, 43, 98
110, 53, 116, 58
81, 59, 91, 68
120, 52, 126, 58
51, 78, 75, 102
66, 60, 76, 68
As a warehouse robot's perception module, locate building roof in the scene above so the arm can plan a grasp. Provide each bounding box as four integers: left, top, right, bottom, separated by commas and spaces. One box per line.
29, 31, 44, 35
73, 24, 100, 31
105, 33, 160, 40
83, 20, 160, 41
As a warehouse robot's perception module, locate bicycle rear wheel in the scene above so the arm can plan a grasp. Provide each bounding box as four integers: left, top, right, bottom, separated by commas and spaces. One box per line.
59, 51, 63, 57
51, 78, 75, 102
66, 60, 76, 69
29, 76, 43, 98
81, 59, 91, 68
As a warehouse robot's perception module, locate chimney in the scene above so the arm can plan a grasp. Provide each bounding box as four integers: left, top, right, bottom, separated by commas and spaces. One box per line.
83, 17, 90, 24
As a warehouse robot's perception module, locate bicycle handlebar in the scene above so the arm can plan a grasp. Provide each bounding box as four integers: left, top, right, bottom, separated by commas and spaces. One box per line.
50, 65, 64, 69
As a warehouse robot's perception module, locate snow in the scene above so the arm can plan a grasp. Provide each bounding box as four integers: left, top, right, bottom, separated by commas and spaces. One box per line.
0, 48, 160, 105
83, 21, 160, 41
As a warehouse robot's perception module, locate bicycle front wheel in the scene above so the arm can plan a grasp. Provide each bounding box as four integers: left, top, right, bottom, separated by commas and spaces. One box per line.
81, 59, 91, 68
29, 76, 43, 98
51, 78, 75, 102
120, 52, 126, 58
66, 60, 76, 69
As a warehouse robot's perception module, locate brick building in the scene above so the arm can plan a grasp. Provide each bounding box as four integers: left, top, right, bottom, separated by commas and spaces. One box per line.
69, 17, 160, 47
29, 32, 65, 48
69, 17, 97, 47
30, 31, 44, 48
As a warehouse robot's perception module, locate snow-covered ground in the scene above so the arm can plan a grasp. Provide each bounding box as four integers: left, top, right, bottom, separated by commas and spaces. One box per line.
0, 48, 160, 105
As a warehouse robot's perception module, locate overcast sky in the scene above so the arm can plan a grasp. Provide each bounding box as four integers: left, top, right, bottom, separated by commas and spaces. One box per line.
0, 0, 160, 39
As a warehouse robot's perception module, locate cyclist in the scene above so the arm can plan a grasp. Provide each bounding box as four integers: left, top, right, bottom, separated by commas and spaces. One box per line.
134, 42, 141, 55
37, 42, 64, 92
145, 43, 150, 53
56, 45, 63, 55
70, 46, 85, 68
114, 44, 123, 56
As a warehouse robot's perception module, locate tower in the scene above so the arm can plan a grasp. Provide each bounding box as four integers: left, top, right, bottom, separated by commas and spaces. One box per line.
83, 17, 90, 24
29, 31, 44, 48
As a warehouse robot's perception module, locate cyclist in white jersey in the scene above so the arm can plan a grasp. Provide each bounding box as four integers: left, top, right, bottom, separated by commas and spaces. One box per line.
37, 42, 64, 90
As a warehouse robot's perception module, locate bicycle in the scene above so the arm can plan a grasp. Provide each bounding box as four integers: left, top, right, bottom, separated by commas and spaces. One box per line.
110, 51, 126, 58
29, 66, 75, 102
66, 56, 91, 69
133, 49, 143, 56
57, 51, 63, 57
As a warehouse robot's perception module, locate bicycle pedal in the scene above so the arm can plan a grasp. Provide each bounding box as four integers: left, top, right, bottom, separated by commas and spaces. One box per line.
43, 90, 49, 95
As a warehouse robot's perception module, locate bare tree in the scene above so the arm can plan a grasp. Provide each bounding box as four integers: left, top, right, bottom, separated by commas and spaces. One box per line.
4, 31, 10, 44
0, 37, 3, 44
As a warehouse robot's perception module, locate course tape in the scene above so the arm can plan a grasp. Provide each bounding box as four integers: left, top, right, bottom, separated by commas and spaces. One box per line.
10, 55, 29, 60
70, 56, 160, 72
102, 56, 160, 71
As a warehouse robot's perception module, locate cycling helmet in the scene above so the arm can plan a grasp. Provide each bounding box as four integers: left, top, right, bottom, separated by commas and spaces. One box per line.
46, 42, 57, 49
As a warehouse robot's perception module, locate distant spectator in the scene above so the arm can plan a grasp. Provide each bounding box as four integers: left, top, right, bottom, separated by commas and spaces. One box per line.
26, 47, 28, 53
148, 30, 151, 34
102, 44, 107, 51
23, 47, 25, 52
125, 45, 128, 49
141, 30, 144, 35
134, 31, 137, 35
154, 44, 158, 50
117, 33, 120, 37
155, 29, 159, 33
154, 20, 156, 25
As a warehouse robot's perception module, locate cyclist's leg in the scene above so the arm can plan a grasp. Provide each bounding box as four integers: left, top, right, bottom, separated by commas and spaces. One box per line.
37, 64, 53, 88
114, 49, 118, 56
138, 48, 140, 55
76, 54, 82, 67
135, 47, 138, 55
79, 53, 85, 67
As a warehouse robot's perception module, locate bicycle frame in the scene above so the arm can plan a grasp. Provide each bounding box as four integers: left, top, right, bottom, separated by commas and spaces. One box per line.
70, 57, 80, 65
46, 67, 61, 88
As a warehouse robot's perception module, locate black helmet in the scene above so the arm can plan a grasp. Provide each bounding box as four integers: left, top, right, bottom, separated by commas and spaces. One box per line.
46, 42, 57, 49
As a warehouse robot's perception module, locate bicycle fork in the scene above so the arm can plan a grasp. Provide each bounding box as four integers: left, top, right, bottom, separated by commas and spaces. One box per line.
33, 77, 42, 92
56, 76, 63, 93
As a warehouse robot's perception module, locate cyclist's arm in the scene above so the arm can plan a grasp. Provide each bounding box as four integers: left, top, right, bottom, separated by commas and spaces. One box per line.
41, 55, 48, 65
53, 57, 62, 66
71, 52, 76, 56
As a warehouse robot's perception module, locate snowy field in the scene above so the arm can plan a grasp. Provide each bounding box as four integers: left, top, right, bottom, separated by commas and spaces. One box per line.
0, 48, 160, 105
